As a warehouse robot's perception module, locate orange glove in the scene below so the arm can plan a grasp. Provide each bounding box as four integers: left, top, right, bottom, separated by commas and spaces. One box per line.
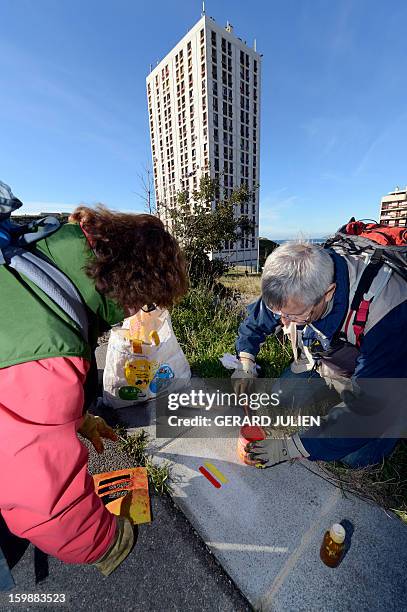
78, 412, 118, 454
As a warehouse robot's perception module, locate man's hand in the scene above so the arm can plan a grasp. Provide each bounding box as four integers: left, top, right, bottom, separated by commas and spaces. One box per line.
78, 412, 118, 454
231, 354, 258, 395
246, 433, 309, 468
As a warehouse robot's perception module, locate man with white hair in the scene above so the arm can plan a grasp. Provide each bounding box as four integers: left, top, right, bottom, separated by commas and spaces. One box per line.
233, 241, 407, 468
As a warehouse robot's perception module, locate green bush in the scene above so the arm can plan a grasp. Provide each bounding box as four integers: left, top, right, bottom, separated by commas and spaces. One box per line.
171, 284, 239, 377
171, 283, 291, 378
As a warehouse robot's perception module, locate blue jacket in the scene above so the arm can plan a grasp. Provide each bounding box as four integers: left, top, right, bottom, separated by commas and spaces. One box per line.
236, 250, 407, 379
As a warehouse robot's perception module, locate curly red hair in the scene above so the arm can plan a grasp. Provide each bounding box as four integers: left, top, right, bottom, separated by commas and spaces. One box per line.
69, 205, 188, 312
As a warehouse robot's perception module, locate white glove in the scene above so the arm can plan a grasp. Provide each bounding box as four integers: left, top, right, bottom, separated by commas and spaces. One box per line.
245, 433, 309, 468
230, 353, 258, 395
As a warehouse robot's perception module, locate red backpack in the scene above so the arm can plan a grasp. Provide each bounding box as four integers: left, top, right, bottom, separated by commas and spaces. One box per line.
324, 218, 407, 346
344, 219, 407, 246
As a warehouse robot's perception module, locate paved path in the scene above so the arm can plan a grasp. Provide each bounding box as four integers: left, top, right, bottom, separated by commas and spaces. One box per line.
96, 331, 407, 612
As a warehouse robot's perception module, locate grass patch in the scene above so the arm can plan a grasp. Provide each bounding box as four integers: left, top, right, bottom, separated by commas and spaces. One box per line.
171, 283, 243, 377
257, 333, 292, 378
220, 272, 261, 299
115, 427, 172, 496
318, 441, 407, 522
117, 428, 149, 466
171, 282, 291, 378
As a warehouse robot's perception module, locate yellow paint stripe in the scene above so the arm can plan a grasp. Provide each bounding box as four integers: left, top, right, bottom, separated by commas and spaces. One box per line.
204, 462, 228, 484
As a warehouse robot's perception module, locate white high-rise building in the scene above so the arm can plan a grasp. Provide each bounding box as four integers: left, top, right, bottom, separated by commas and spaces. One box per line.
379, 186, 407, 228
146, 14, 261, 267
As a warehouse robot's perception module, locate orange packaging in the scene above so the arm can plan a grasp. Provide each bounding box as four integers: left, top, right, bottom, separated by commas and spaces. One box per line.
93, 467, 151, 525
237, 426, 266, 466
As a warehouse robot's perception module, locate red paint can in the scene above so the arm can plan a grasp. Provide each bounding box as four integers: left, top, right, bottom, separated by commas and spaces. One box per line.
237, 425, 266, 466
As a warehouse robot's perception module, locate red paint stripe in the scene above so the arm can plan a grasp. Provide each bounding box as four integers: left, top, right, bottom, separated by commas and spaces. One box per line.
199, 466, 221, 488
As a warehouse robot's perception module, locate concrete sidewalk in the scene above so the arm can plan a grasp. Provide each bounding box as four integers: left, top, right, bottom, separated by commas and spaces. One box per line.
96, 345, 407, 612
152, 436, 407, 612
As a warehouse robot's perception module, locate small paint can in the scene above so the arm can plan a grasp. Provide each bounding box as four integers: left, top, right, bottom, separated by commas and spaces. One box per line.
237, 425, 266, 466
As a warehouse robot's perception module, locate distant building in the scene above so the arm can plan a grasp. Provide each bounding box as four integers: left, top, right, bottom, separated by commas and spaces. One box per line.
379, 186, 407, 227
146, 13, 261, 267
11, 212, 70, 226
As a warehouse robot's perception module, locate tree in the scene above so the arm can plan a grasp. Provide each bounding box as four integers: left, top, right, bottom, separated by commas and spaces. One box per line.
134, 165, 156, 215
259, 237, 279, 268
161, 174, 256, 285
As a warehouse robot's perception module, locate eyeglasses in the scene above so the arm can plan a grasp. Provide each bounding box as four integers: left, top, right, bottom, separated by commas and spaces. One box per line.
266, 286, 335, 324
266, 295, 328, 324
267, 304, 315, 323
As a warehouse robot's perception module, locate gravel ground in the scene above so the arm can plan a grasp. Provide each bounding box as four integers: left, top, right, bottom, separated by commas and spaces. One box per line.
3, 437, 251, 612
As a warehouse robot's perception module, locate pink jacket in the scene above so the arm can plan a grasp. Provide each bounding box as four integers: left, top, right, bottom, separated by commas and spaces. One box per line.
0, 356, 116, 564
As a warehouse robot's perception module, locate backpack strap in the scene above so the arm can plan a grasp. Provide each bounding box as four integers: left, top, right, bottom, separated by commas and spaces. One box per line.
348, 250, 394, 347
2, 245, 89, 343
352, 299, 371, 347
350, 248, 383, 311
0, 216, 61, 263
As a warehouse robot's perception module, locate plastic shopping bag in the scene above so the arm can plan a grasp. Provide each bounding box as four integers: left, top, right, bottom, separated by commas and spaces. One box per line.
103, 307, 191, 408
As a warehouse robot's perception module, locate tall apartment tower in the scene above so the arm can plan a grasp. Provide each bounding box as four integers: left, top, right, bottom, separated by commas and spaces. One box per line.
146, 14, 261, 267
379, 186, 407, 228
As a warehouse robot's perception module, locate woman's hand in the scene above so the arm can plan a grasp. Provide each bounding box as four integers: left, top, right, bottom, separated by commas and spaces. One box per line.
78, 413, 118, 454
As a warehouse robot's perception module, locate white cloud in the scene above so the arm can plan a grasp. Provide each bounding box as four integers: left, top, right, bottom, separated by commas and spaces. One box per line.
352, 113, 407, 176
259, 192, 299, 237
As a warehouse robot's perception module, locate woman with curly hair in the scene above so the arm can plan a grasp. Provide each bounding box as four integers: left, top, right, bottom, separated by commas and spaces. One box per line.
0, 202, 187, 578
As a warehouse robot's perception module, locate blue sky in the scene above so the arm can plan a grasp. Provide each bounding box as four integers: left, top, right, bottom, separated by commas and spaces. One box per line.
1, 0, 406, 239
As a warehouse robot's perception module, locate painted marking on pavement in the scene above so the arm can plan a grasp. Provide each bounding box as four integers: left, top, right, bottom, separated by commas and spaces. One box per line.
199, 466, 221, 488
207, 542, 288, 553
204, 462, 228, 484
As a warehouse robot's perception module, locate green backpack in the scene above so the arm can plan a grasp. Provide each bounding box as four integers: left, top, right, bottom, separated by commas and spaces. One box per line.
0, 180, 88, 341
